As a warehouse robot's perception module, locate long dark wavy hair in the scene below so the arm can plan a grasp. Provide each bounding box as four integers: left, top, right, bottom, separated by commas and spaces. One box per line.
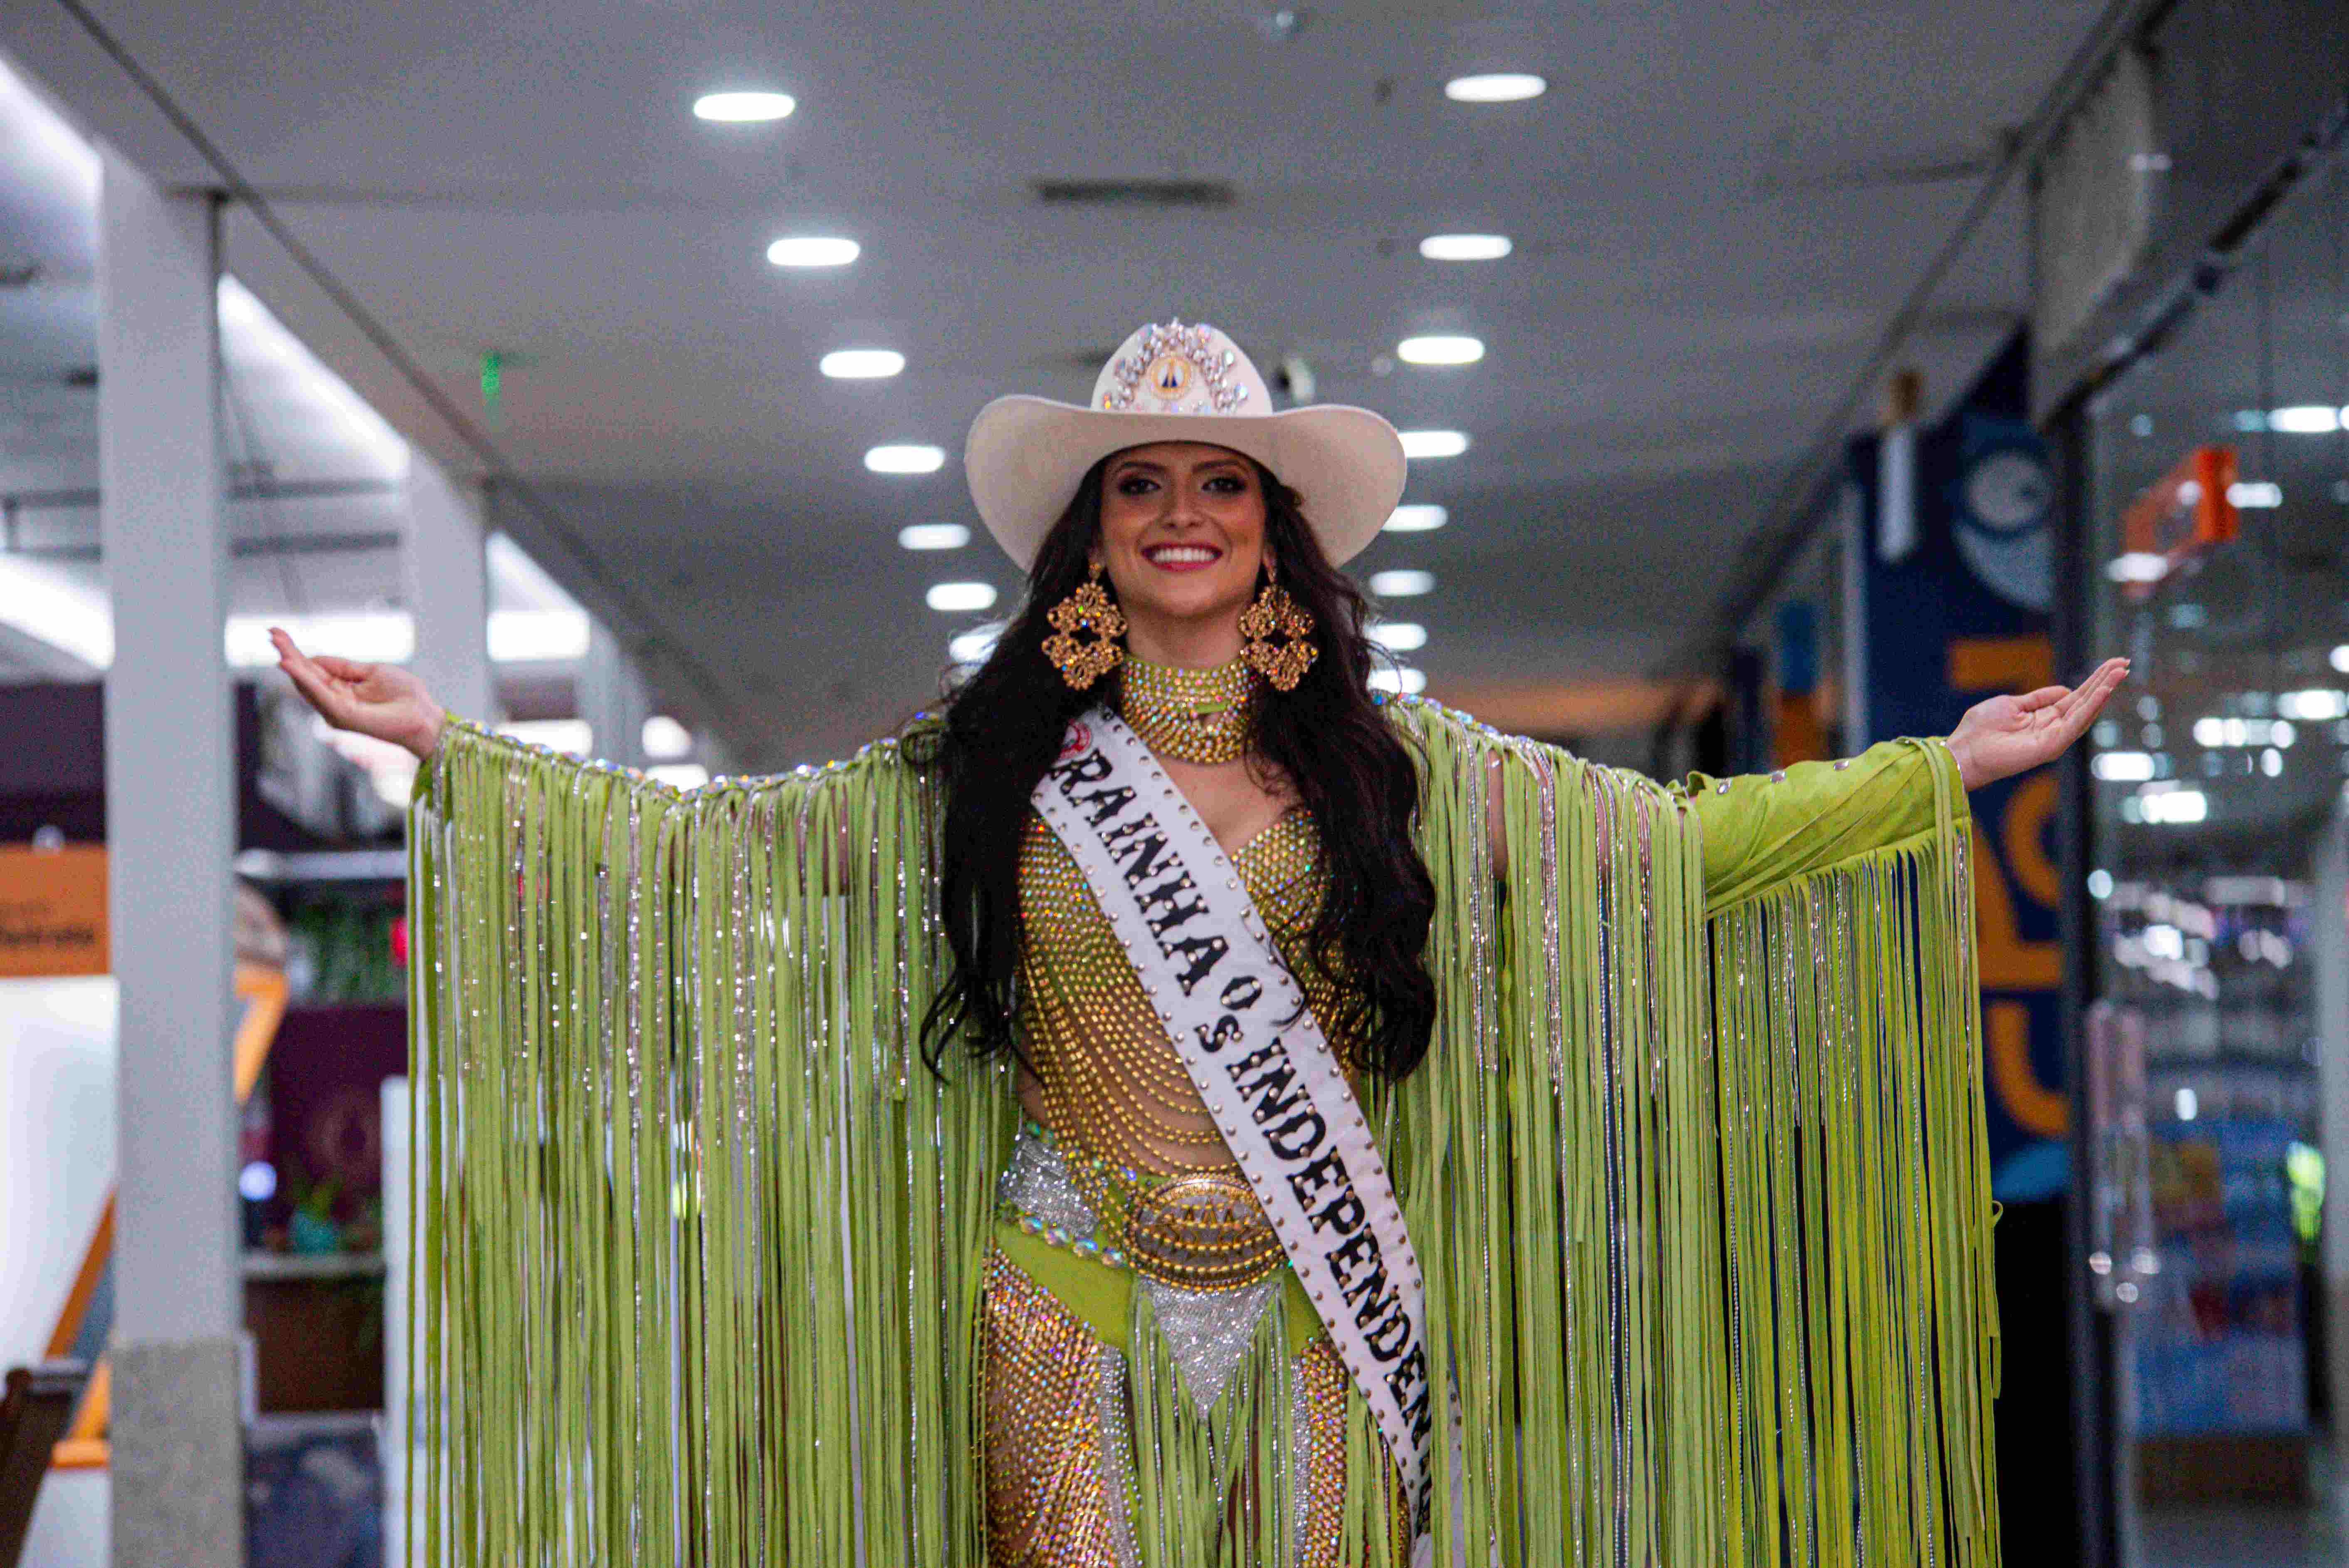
907, 454, 1438, 1080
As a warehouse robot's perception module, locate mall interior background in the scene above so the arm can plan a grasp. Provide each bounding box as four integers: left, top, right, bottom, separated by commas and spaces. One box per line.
0, 1, 2343, 1564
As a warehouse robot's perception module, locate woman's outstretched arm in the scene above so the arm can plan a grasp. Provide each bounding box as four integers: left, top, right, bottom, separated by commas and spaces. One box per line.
1483, 656, 2129, 885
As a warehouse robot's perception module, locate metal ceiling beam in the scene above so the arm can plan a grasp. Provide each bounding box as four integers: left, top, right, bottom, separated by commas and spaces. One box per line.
1, 476, 399, 510
6, 529, 401, 562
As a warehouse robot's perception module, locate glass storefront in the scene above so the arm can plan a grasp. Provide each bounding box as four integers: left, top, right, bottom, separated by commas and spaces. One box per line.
2082, 140, 2347, 1561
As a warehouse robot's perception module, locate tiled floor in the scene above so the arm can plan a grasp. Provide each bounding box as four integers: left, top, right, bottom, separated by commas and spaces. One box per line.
2137, 1506, 2347, 1567
2135, 1444, 2348, 1567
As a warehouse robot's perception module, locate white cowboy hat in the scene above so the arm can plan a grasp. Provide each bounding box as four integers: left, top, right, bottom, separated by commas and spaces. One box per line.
964, 319, 1408, 571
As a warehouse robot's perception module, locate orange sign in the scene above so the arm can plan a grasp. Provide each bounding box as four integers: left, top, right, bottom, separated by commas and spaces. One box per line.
0, 845, 109, 977
2119, 444, 2239, 599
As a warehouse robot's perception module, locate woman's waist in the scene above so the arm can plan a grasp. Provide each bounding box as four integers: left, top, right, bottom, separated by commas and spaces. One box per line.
995, 1119, 1287, 1291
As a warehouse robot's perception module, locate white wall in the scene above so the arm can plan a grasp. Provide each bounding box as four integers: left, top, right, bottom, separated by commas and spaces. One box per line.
0, 977, 115, 1365
2, 976, 116, 1568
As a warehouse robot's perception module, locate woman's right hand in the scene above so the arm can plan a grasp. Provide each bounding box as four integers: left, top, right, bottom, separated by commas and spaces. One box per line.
270, 627, 446, 761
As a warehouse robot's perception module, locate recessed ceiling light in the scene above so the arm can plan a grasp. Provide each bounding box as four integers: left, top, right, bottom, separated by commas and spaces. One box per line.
1371, 621, 1428, 652
1398, 430, 1469, 460
927, 582, 998, 612
1384, 504, 1448, 532
2253, 404, 2343, 434
1369, 569, 1435, 597
1445, 73, 1546, 103
821, 348, 905, 379
694, 91, 795, 123
1368, 667, 1428, 694
899, 523, 970, 551
767, 235, 859, 268
487, 609, 592, 663
866, 444, 946, 474
1419, 233, 1512, 262
1398, 335, 1484, 366
642, 715, 693, 760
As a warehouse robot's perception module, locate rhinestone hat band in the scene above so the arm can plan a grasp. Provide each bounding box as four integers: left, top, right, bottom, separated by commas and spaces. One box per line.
1099, 318, 1252, 415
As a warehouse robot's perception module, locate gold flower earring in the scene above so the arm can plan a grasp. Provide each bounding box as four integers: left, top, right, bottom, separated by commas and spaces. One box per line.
1238, 564, 1317, 691
1043, 559, 1127, 690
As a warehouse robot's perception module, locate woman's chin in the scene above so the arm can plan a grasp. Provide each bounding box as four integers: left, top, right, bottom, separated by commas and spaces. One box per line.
1124, 589, 1247, 631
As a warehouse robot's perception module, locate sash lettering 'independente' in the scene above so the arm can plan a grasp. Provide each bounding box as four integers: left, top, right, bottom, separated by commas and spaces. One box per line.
1030, 709, 1437, 1534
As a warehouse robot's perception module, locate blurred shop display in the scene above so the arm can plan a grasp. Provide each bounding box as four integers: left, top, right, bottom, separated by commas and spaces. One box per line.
282, 900, 405, 1004
2086, 1002, 2156, 1312
6, 677, 411, 1489
252, 1004, 404, 1256
2033, 5, 2349, 1548
2080, 128, 2348, 1511
33, 959, 288, 1473
0, 682, 401, 852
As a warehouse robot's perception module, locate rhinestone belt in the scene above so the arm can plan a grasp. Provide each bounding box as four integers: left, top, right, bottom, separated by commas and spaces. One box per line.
996, 1122, 1286, 1290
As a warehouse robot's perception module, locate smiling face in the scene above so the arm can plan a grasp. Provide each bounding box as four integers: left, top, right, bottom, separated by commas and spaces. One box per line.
1094, 441, 1269, 664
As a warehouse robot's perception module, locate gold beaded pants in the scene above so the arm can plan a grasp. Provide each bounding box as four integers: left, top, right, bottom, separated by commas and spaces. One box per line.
981, 1243, 1350, 1568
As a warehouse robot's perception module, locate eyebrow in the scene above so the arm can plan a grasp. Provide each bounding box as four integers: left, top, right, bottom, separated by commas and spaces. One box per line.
1109, 455, 1248, 478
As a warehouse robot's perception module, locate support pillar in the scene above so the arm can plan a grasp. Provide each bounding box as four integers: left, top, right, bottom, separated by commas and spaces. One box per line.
97, 150, 242, 1567
403, 454, 495, 725
580, 620, 649, 769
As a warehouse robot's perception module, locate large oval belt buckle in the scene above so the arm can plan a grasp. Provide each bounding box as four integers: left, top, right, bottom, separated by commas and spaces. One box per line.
1124, 1170, 1285, 1290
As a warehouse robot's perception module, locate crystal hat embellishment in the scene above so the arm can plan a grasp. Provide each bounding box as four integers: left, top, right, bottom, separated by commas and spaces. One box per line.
1099, 318, 1253, 415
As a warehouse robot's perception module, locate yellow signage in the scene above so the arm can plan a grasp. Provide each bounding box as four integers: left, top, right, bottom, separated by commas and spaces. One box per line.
0, 845, 109, 978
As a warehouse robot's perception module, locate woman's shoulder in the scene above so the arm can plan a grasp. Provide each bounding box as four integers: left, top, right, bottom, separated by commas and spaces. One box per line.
680, 717, 941, 803
1374, 690, 1499, 744
1373, 691, 1674, 803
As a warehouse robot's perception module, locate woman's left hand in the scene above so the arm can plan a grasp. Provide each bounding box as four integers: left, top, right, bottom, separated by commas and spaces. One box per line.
1946, 656, 2131, 790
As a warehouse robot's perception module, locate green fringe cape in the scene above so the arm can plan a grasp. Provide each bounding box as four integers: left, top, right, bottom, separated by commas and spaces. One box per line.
405, 696, 2000, 1567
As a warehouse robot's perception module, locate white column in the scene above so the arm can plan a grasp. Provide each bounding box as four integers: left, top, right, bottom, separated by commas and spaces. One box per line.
580, 620, 650, 770
97, 150, 242, 1568
403, 454, 494, 725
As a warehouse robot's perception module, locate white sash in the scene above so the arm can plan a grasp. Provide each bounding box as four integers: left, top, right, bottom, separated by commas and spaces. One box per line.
1031, 707, 1436, 1531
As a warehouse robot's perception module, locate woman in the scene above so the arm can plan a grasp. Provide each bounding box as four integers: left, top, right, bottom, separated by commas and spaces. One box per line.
277, 319, 2121, 1568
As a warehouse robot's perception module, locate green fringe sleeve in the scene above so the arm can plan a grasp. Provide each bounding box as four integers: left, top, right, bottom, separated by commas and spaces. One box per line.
1376, 699, 1999, 1568
1682, 738, 1948, 911
405, 716, 1008, 1568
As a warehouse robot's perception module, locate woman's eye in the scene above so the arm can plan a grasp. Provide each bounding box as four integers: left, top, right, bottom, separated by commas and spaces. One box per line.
1116, 476, 1157, 495
1205, 475, 1244, 494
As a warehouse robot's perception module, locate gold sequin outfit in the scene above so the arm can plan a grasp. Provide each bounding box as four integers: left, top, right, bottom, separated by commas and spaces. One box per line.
983, 657, 1359, 1567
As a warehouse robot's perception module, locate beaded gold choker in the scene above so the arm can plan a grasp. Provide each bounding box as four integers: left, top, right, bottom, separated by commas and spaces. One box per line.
1118, 656, 1255, 764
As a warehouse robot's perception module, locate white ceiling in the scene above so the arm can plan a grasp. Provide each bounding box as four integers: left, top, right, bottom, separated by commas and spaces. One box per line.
0, 0, 2103, 765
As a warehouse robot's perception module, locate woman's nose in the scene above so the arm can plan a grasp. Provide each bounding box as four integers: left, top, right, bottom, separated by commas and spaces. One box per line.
1158, 486, 1204, 529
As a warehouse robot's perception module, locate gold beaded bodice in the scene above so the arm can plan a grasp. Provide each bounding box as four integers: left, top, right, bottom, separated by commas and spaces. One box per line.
1014, 804, 1338, 1178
